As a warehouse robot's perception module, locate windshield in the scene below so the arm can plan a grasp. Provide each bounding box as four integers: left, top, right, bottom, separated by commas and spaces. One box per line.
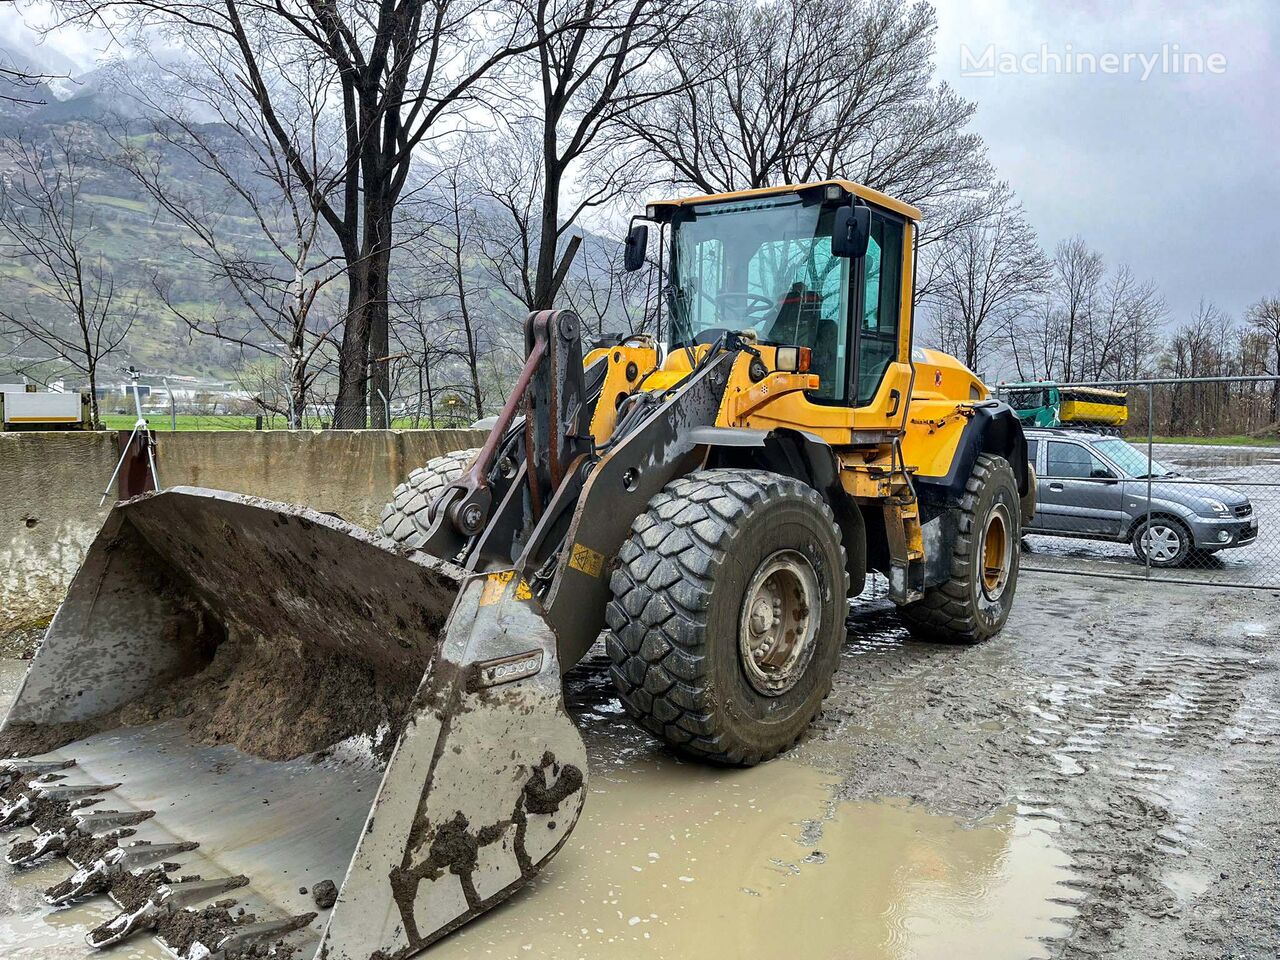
668, 194, 849, 400
1094, 439, 1175, 478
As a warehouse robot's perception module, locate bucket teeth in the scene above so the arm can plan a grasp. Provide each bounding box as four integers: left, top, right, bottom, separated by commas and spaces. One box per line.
6, 811, 148, 867
75, 809, 156, 833
0, 780, 117, 830
46, 840, 199, 906
192, 912, 318, 960
0, 759, 75, 790
86, 875, 250, 949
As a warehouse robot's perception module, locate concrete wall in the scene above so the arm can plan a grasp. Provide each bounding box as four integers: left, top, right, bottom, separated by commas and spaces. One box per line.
0, 429, 484, 636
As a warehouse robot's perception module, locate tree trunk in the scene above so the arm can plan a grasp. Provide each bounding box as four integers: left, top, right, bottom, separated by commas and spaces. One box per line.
531, 165, 563, 310
87, 364, 101, 430
424, 355, 435, 427
333, 265, 371, 429
414, 365, 423, 429
450, 201, 485, 420
288, 340, 307, 430
365, 204, 393, 429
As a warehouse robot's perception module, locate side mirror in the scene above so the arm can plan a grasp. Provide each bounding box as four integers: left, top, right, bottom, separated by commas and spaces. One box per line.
831, 204, 871, 259
1091, 467, 1118, 482
623, 223, 648, 272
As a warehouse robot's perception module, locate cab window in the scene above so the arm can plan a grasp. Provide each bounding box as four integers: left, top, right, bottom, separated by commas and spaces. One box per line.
855, 214, 903, 406
668, 195, 849, 402
748, 232, 848, 400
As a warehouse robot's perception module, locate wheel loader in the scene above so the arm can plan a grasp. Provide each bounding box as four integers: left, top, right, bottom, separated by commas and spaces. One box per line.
0, 179, 1030, 959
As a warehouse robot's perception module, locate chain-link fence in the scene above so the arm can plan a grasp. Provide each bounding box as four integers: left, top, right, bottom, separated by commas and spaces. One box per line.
995, 375, 1280, 589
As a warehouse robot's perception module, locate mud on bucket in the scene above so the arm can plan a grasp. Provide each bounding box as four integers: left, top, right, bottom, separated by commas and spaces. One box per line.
0, 488, 588, 959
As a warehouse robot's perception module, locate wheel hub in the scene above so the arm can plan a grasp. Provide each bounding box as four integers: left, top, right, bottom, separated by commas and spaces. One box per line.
738, 550, 820, 697
979, 504, 1012, 602
1142, 524, 1180, 562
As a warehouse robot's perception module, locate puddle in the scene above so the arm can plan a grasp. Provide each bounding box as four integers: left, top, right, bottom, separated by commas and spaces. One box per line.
1, 660, 169, 960
432, 756, 1077, 960
0, 861, 170, 960
1, 660, 1076, 960
1163, 867, 1211, 902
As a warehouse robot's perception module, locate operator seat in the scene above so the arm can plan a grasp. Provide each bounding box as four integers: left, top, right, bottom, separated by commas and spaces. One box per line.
764, 282, 838, 396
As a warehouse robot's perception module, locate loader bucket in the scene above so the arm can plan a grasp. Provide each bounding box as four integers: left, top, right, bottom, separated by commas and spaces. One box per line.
0, 487, 588, 959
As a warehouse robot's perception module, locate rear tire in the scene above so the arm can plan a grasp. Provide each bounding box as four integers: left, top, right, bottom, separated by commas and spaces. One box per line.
379, 447, 480, 549
898, 453, 1020, 644
605, 470, 849, 766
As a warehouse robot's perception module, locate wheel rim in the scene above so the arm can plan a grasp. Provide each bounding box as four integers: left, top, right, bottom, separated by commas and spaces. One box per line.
737, 550, 820, 697
1141, 523, 1182, 563
979, 503, 1012, 602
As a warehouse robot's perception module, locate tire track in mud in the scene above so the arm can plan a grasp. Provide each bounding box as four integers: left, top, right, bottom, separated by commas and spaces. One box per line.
1007, 590, 1280, 959
803, 578, 1280, 960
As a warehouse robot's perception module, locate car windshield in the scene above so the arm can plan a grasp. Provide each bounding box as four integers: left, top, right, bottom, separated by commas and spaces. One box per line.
1093, 439, 1175, 478
667, 193, 850, 399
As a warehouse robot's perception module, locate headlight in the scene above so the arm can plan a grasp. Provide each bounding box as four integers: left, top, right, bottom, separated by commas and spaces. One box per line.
1201, 498, 1230, 517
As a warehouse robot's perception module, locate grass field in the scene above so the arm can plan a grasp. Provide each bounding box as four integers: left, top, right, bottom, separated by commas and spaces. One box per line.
100, 414, 475, 431
102, 414, 274, 431
1151, 435, 1280, 447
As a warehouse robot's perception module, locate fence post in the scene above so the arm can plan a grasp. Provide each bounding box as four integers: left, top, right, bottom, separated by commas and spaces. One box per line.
1152, 384, 1162, 578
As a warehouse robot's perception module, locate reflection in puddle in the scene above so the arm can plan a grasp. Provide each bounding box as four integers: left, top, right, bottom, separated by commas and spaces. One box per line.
0, 862, 169, 960
0, 662, 1076, 960
432, 757, 1077, 960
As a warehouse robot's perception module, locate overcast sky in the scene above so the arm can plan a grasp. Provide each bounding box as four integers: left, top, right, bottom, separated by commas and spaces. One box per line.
932, 0, 1280, 325
5, 1, 1279, 326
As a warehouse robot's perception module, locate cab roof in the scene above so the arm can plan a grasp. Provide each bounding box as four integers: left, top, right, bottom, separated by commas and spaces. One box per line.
647, 179, 922, 222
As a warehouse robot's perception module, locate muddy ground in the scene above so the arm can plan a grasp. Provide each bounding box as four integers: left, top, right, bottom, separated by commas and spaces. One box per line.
564, 572, 1280, 960
2, 571, 1278, 959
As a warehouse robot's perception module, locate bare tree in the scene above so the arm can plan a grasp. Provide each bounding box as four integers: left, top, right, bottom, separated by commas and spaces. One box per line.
1079, 264, 1164, 382
0, 131, 136, 427
110, 58, 345, 427
506, 0, 706, 310
1246, 293, 1280, 420
623, 0, 989, 244
924, 182, 1048, 374
1047, 237, 1105, 381
562, 237, 654, 337
1161, 301, 1238, 434
56, 0, 573, 427
424, 155, 496, 418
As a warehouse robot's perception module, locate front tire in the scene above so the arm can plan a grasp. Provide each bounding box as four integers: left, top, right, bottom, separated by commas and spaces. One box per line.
379, 447, 480, 549
898, 453, 1021, 644
605, 470, 849, 766
1131, 516, 1193, 568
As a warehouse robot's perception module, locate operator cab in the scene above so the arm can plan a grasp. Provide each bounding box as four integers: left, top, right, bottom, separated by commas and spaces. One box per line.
631, 182, 913, 409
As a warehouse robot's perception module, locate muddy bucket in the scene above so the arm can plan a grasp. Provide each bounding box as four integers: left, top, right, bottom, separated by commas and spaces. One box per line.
0, 488, 588, 959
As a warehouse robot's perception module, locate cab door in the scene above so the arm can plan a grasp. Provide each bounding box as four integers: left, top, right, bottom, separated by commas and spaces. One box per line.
849, 211, 910, 421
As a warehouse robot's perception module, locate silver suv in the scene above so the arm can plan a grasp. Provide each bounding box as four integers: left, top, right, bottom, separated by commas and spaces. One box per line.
1024, 428, 1258, 567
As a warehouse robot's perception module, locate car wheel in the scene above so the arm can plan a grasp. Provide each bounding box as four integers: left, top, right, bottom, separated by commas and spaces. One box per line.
1131, 517, 1193, 568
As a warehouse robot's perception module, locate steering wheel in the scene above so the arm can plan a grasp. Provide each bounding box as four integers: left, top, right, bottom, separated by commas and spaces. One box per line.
715, 292, 775, 325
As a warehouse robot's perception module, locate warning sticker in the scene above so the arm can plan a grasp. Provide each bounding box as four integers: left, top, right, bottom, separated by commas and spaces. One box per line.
568, 543, 606, 578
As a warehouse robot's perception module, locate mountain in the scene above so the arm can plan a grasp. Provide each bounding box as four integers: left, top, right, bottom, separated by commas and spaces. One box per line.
0, 48, 634, 395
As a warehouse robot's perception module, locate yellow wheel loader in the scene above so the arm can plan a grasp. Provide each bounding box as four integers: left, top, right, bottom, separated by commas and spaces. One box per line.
0, 180, 1031, 959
